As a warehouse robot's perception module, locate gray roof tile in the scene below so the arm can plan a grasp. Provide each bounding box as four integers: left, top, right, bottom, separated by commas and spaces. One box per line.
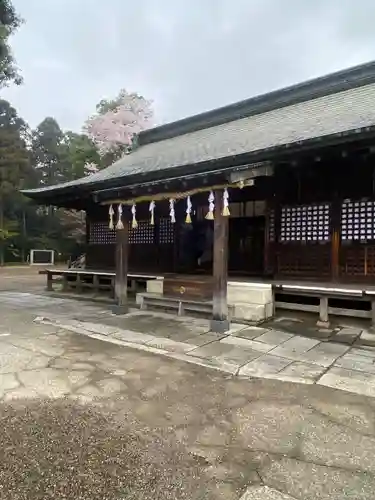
23, 81, 375, 196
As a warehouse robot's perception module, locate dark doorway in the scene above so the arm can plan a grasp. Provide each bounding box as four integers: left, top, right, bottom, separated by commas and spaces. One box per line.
228, 216, 265, 276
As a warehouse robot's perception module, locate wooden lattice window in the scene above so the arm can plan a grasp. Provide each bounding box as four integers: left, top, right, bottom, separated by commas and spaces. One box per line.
159, 218, 175, 244
341, 199, 375, 242
128, 220, 154, 244
280, 203, 330, 243
89, 222, 116, 244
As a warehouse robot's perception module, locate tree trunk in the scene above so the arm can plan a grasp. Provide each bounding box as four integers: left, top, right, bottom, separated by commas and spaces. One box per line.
21, 210, 26, 263
0, 202, 4, 267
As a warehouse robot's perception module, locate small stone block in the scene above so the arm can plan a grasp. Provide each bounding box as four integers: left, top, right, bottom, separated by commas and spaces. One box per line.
210, 319, 230, 334
111, 305, 129, 315
359, 330, 375, 347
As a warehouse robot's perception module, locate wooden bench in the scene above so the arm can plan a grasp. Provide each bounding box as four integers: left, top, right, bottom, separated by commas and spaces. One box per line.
273, 283, 375, 326
137, 292, 235, 318
44, 269, 160, 297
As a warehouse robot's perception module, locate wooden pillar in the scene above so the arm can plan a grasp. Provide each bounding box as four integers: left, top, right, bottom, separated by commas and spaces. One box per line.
331, 197, 340, 282
113, 224, 129, 315
46, 271, 53, 291
210, 190, 230, 333
371, 299, 375, 330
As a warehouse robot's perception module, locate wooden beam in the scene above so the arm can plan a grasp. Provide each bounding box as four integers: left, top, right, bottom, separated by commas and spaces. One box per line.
113, 224, 129, 314
210, 190, 230, 333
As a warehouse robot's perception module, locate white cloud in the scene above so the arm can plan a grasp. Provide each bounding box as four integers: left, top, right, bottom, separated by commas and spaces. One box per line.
3, 0, 375, 132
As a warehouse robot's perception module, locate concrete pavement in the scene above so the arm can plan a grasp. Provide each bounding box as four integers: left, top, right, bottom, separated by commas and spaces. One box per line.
1, 270, 375, 498
21, 294, 375, 399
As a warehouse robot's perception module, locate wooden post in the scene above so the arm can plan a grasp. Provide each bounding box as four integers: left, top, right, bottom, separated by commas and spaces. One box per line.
113, 225, 129, 314
331, 197, 340, 282
317, 296, 330, 328
62, 274, 68, 292
210, 190, 230, 333
46, 271, 53, 292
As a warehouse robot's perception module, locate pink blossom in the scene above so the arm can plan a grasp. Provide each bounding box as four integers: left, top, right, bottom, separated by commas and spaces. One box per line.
83, 91, 153, 155
84, 162, 99, 175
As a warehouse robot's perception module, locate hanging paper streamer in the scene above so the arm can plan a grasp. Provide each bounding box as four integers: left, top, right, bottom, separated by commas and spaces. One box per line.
185, 196, 192, 223
116, 203, 124, 229
205, 191, 215, 220
222, 188, 230, 216
131, 203, 138, 229
108, 204, 114, 230
149, 200, 155, 225
169, 198, 176, 223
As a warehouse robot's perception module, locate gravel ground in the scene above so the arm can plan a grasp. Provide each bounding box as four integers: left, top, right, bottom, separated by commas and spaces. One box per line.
0, 398, 211, 500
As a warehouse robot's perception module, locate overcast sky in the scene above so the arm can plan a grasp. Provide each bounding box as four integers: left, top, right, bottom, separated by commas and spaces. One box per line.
3, 0, 375, 132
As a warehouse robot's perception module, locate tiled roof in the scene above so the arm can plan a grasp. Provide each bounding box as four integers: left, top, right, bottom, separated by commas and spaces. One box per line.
23, 74, 375, 197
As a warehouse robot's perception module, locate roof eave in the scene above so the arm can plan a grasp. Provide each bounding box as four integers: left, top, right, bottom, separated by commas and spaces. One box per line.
139, 61, 375, 145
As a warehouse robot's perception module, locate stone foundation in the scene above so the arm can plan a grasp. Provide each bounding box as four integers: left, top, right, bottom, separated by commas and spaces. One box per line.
146, 278, 164, 294
228, 282, 274, 323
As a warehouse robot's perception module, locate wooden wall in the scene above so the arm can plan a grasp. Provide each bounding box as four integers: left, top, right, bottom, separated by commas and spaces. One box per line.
85, 184, 271, 276
268, 149, 375, 282
86, 203, 176, 273
84, 144, 375, 284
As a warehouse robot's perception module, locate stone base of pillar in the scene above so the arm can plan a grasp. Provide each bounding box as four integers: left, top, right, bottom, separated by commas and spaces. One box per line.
316, 320, 330, 328
210, 318, 230, 334
111, 304, 129, 316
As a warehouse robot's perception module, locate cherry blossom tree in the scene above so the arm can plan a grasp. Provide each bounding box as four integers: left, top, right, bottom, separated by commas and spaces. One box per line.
83, 90, 154, 158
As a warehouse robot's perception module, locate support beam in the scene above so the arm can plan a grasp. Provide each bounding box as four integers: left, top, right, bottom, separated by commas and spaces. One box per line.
113, 225, 129, 315
210, 190, 230, 333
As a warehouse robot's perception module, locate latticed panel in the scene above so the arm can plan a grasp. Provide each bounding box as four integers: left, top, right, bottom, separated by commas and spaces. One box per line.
159, 218, 175, 244
277, 244, 331, 278
89, 222, 116, 244
128, 220, 154, 244
340, 245, 375, 278
280, 203, 330, 243
341, 199, 375, 242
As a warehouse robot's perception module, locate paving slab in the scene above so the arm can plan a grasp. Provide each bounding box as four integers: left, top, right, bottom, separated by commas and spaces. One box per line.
271, 336, 321, 358
215, 347, 263, 367
319, 366, 375, 398
277, 361, 325, 383
238, 354, 292, 378
145, 337, 195, 354
241, 485, 297, 500
232, 326, 270, 340
170, 331, 226, 346
220, 335, 275, 353
254, 330, 294, 346
112, 329, 155, 344
335, 352, 375, 374
260, 456, 375, 500
298, 342, 350, 367
334, 327, 362, 345
187, 341, 235, 358
301, 414, 375, 476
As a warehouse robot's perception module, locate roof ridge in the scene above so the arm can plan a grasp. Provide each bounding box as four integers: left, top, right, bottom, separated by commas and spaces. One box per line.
139, 60, 375, 146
